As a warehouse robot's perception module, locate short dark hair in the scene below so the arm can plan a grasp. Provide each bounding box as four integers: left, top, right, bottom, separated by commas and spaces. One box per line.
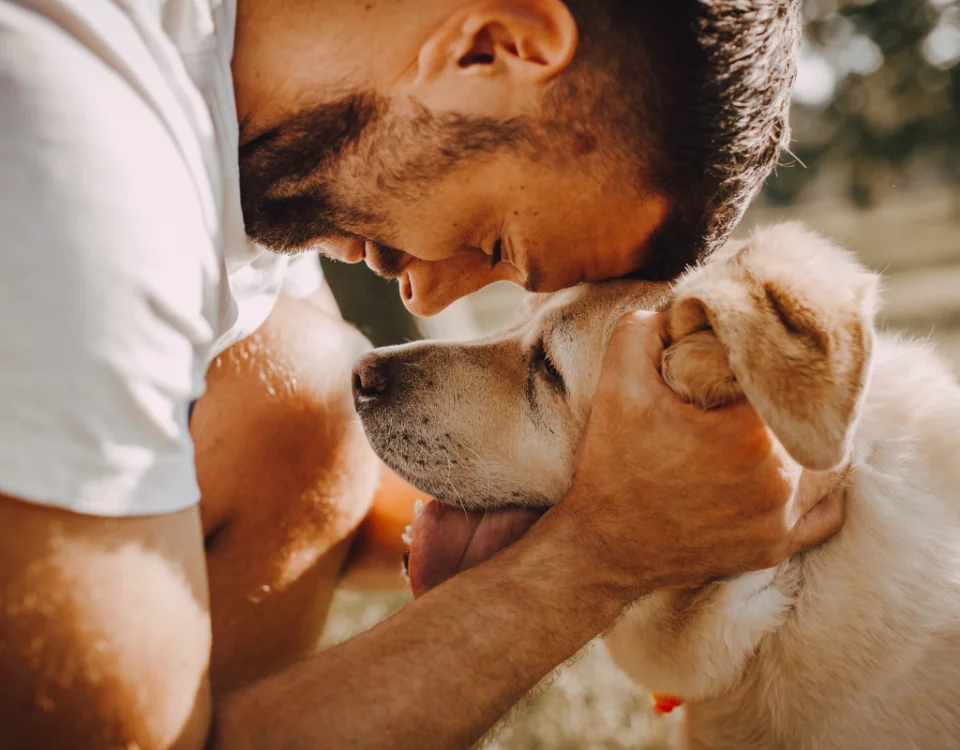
552, 0, 801, 278
239, 1, 800, 273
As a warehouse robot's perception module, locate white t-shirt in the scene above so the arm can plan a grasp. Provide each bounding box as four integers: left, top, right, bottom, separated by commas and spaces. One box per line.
0, 0, 324, 516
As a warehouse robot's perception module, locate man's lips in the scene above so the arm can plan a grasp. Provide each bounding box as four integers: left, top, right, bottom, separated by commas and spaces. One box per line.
406, 500, 545, 598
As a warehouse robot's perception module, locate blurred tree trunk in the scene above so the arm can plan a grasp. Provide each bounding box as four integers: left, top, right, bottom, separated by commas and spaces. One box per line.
320, 256, 422, 348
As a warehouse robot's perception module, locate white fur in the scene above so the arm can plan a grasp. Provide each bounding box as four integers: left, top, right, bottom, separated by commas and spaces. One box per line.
357, 223, 960, 748
608, 333, 960, 749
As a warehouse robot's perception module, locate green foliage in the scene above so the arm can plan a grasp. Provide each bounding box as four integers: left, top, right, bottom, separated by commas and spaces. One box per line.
765, 0, 960, 206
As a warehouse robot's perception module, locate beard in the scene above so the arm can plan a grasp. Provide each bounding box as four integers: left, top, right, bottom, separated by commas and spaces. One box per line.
237, 90, 535, 254
237, 93, 383, 253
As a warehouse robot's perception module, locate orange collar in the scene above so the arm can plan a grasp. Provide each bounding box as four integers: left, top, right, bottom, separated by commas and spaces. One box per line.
652, 692, 684, 715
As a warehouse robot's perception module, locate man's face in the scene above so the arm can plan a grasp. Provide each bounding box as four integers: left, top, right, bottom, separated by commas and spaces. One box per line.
366, 154, 669, 317
233, 0, 669, 316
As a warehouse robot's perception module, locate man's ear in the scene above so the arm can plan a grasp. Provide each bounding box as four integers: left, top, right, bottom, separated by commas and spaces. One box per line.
662, 223, 880, 472
413, 0, 577, 115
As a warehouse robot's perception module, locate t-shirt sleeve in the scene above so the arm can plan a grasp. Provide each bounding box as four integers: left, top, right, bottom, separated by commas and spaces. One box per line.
0, 6, 219, 516
280, 252, 325, 301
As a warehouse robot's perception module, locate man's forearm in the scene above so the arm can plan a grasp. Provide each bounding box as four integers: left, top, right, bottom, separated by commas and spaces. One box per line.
211, 504, 639, 750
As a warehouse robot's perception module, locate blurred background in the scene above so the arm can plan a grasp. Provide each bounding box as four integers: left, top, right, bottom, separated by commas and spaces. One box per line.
321, 1, 960, 747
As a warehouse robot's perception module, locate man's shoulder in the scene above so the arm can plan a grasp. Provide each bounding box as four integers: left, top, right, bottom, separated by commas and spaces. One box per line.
1, 0, 184, 80
0, 0, 298, 361
3, 0, 224, 208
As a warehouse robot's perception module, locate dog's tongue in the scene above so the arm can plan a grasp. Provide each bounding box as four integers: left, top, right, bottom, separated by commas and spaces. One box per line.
408, 500, 544, 598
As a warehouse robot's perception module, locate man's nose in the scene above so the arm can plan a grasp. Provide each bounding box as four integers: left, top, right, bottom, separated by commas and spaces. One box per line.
352, 353, 393, 405
402, 260, 501, 317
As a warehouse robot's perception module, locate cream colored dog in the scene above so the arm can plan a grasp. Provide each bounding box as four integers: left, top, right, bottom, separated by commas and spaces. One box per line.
353, 222, 960, 749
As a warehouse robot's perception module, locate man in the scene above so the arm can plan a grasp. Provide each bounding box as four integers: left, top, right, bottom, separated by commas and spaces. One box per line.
0, 1, 840, 748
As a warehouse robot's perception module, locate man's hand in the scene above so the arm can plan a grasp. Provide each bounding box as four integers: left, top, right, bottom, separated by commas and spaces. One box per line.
560, 310, 845, 599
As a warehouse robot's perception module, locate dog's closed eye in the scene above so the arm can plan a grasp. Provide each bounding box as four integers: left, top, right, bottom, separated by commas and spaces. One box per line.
532, 338, 565, 393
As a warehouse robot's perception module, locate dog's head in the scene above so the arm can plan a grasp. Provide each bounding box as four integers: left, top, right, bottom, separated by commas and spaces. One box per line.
354, 223, 879, 510
353, 279, 669, 509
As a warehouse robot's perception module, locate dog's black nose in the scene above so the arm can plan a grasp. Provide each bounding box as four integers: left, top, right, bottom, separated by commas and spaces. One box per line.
353, 353, 392, 403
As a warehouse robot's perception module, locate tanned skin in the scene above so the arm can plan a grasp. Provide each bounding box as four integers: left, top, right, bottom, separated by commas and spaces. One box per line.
0, 312, 840, 750
0, 1, 837, 747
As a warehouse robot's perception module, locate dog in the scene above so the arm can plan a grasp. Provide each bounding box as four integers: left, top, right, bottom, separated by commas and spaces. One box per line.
353, 222, 960, 749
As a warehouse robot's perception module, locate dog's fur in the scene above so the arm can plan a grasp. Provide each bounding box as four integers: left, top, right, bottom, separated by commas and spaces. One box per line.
356, 223, 960, 749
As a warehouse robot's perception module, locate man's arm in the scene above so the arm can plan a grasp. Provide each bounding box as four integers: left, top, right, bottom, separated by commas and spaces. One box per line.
0, 7, 215, 747
212, 312, 842, 750
0, 486, 613, 750
0, 312, 841, 750
214, 507, 627, 750
0, 495, 212, 750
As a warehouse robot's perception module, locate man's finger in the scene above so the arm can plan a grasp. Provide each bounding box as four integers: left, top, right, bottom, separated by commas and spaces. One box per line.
786, 491, 845, 556
607, 310, 667, 369
601, 311, 672, 407
792, 468, 845, 518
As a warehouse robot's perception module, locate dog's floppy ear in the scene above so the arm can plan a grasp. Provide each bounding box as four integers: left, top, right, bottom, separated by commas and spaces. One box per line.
661, 223, 879, 472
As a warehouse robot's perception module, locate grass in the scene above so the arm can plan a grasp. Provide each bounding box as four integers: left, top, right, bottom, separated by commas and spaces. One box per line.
321, 589, 678, 749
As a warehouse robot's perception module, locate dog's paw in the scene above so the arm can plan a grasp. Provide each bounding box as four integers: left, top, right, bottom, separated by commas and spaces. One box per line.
660, 222, 879, 471
661, 328, 741, 410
